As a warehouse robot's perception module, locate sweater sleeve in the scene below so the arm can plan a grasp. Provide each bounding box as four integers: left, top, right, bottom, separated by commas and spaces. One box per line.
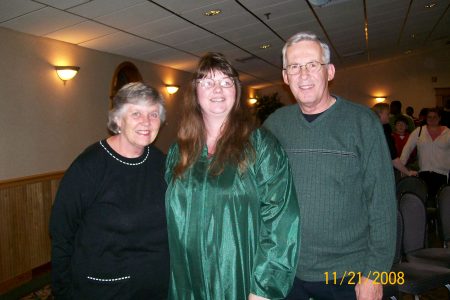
250, 129, 300, 299
361, 117, 397, 276
400, 127, 420, 165
49, 160, 93, 299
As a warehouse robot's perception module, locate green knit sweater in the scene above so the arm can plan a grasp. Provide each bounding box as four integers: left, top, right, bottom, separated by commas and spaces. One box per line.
264, 96, 396, 281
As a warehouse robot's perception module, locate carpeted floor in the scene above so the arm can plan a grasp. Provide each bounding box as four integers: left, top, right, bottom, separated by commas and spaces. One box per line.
2, 275, 448, 299
8, 277, 449, 300
19, 284, 52, 300
15, 284, 450, 300
1, 229, 448, 300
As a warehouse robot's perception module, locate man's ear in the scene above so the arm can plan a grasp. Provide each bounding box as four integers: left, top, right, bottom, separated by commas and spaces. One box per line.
282, 69, 290, 85
327, 63, 335, 82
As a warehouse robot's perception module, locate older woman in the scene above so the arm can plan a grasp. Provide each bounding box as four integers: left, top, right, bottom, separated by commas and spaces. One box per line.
401, 107, 450, 203
165, 52, 300, 300
50, 82, 169, 299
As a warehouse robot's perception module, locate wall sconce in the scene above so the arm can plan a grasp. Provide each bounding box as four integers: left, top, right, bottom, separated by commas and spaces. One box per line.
166, 85, 179, 95
55, 66, 80, 85
248, 98, 258, 105
374, 97, 387, 103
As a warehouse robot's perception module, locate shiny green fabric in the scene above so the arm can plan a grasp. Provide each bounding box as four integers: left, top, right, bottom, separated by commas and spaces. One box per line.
165, 128, 300, 300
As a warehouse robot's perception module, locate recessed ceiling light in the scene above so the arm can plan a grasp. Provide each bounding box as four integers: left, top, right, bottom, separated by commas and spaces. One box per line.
424, 3, 437, 8
259, 43, 271, 49
204, 9, 222, 16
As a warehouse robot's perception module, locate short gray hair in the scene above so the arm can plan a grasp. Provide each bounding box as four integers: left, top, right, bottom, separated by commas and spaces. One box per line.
282, 31, 331, 68
108, 82, 166, 134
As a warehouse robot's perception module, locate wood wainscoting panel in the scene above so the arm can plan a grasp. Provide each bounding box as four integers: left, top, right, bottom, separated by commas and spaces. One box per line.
0, 171, 63, 293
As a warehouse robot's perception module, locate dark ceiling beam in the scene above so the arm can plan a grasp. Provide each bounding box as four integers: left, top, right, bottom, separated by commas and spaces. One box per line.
397, 0, 413, 46
148, 0, 281, 85
363, 0, 370, 62
305, 0, 342, 63
234, 0, 286, 43
423, 2, 450, 45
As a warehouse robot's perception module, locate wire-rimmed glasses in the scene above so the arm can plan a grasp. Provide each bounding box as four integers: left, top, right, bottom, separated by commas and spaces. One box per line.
284, 61, 327, 75
197, 77, 235, 89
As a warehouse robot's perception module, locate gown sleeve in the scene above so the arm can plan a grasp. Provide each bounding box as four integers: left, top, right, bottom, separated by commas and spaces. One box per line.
250, 129, 301, 299
164, 143, 179, 184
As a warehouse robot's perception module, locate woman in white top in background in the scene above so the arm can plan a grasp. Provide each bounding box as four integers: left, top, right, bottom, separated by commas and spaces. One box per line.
400, 107, 450, 205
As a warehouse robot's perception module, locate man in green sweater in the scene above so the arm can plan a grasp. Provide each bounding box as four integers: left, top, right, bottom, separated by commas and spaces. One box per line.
264, 32, 396, 300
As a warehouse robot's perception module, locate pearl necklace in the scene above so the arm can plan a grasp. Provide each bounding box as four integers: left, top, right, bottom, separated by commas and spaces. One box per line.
99, 140, 149, 166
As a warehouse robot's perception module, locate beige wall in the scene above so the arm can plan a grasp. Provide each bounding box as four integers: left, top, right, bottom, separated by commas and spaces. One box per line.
0, 27, 191, 180
2, 26, 449, 180
258, 47, 450, 112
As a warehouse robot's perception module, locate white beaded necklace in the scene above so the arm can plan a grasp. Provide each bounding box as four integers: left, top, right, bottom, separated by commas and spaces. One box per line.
99, 140, 149, 166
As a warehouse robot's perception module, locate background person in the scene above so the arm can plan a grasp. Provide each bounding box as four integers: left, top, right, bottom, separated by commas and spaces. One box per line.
165, 52, 300, 300
50, 82, 169, 299
389, 100, 415, 133
372, 103, 417, 179
264, 31, 396, 300
392, 115, 412, 156
392, 115, 417, 167
405, 106, 418, 125
400, 107, 450, 205
417, 107, 429, 127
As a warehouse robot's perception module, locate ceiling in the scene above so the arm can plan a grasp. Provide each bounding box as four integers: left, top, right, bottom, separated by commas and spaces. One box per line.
1, 0, 449, 89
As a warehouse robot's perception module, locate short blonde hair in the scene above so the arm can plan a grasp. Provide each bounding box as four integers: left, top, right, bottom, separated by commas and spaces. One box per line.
371, 102, 389, 117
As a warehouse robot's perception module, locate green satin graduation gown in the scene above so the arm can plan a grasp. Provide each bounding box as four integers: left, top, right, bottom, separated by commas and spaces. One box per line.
165, 128, 300, 300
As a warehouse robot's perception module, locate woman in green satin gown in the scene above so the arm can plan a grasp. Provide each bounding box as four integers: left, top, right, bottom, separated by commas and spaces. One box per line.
165, 52, 300, 300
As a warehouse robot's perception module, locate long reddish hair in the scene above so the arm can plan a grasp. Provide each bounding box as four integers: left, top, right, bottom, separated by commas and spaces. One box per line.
173, 52, 255, 178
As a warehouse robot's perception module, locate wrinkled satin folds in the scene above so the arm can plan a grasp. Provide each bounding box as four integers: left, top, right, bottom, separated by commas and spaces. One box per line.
165, 129, 300, 300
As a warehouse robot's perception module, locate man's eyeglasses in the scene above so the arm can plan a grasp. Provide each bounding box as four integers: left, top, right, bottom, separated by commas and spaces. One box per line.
197, 77, 235, 89
284, 61, 327, 75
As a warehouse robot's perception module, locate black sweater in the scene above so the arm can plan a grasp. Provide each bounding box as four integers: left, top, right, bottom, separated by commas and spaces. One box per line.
50, 140, 169, 299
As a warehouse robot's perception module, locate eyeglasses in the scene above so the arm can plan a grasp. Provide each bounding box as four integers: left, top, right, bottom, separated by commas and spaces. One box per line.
197, 77, 235, 89
284, 61, 327, 75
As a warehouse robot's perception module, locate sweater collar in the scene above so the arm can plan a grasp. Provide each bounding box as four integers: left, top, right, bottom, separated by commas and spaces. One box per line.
296, 95, 341, 127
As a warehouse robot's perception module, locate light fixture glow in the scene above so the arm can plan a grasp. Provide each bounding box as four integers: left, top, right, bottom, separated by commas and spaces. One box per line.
425, 3, 436, 8
204, 9, 222, 16
259, 43, 271, 49
375, 97, 386, 103
166, 85, 179, 95
248, 98, 258, 105
55, 66, 80, 84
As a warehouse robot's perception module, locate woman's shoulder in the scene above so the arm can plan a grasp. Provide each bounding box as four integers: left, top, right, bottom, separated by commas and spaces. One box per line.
60, 141, 105, 183
73, 140, 104, 165
250, 127, 284, 153
251, 127, 277, 142
166, 142, 180, 157
148, 144, 166, 160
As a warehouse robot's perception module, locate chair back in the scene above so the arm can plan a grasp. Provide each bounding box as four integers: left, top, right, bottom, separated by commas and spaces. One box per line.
399, 192, 427, 254
438, 184, 450, 246
394, 210, 404, 264
396, 176, 428, 205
